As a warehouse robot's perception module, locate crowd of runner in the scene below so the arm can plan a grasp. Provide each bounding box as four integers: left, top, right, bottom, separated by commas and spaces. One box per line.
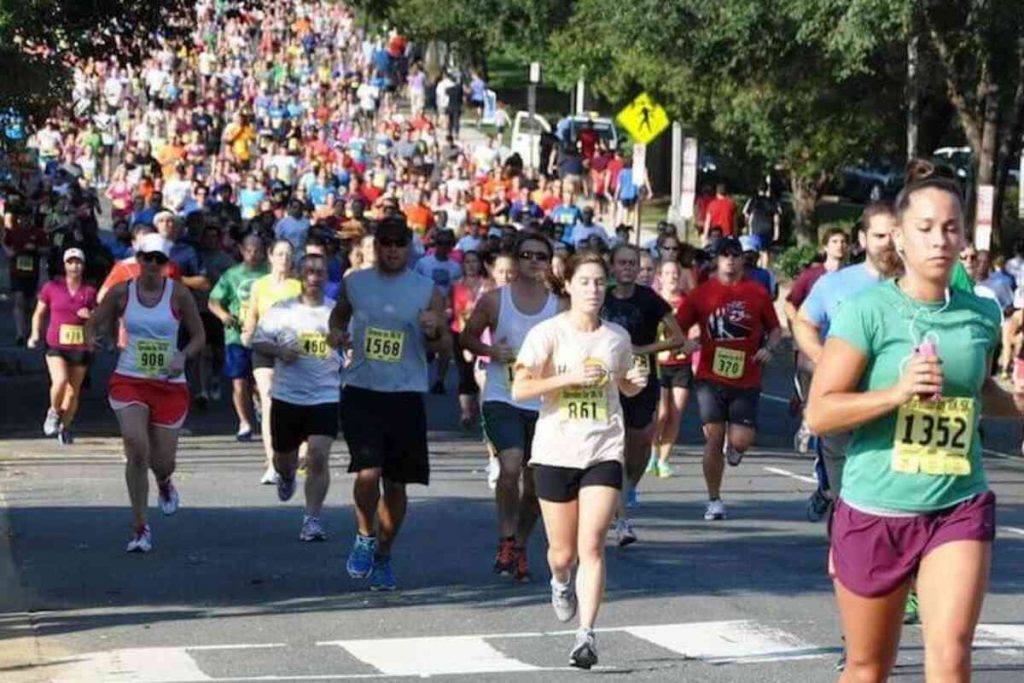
2, 0, 1023, 676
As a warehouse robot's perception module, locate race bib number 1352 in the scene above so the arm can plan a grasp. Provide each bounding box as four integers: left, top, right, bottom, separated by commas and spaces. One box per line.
891, 397, 974, 476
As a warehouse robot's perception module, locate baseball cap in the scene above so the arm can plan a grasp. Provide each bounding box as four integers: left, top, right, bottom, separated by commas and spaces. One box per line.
62, 247, 85, 263
375, 215, 413, 243
714, 236, 744, 257
137, 233, 172, 257
739, 235, 760, 253
154, 210, 175, 224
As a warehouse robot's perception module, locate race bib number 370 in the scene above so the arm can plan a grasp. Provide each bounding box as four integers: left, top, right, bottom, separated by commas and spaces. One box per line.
891, 397, 974, 476
712, 347, 745, 379
560, 386, 608, 423
364, 327, 404, 363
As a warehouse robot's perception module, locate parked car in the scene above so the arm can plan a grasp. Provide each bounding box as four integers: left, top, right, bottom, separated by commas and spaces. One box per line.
839, 161, 903, 202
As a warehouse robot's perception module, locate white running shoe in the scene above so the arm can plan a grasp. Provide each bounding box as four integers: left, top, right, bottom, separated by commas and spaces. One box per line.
615, 518, 637, 547
157, 482, 180, 515
210, 379, 222, 402
550, 577, 577, 622
725, 444, 744, 467
43, 408, 60, 436
126, 525, 152, 553
704, 499, 727, 521
260, 466, 280, 485
486, 457, 499, 491
299, 515, 327, 541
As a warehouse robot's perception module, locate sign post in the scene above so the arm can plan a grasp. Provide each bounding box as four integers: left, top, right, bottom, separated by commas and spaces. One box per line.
681, 137, 698, 242
528, 62, 540, 170
976, 184, 995, 251
632, 143, 647, 244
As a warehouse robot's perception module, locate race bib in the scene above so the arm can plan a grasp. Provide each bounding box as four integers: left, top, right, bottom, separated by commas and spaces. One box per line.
891, 397, 975, 476
560, 386, 609, 423
299, 332, 329, 358
135, 339, 171, 376
59, 324, 84, 346
364, 327, 404, 363
712, 347, 745, 379
16, 255, 33, 272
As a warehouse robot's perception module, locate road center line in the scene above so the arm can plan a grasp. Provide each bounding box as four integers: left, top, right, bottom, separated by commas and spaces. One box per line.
763, 466, 817, 485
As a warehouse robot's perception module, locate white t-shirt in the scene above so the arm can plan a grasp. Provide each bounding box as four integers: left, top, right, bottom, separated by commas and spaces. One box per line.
517, 314, 633, 470
252, 298, 341, 405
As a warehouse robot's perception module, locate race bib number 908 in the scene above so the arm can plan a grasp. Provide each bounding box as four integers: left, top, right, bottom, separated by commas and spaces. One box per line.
136, 339, 170, 376
891, 397, 974, 476
364, 327, 404, 363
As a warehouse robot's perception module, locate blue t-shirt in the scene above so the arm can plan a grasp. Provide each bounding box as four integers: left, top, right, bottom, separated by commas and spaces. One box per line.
802, 263, 882, 339
617, 169, 638, 200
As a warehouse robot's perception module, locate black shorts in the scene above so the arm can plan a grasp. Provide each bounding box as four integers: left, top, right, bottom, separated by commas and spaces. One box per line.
45, 347, 93, 366
453, 336, 479, 395
482, 401, 537, 460
270, 398, 338, 453
10, 276, 37, 299
341, 386, 429, 485
621, 382, 658, 429
252, 350, 275, 370
200, 311, 225, 351
694, 380, 759, 427
659, 363, 693, 390
532, 461, 623, 502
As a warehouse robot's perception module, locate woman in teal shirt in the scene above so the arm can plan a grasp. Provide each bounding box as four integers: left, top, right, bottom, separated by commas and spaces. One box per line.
807, 171, 1021, 682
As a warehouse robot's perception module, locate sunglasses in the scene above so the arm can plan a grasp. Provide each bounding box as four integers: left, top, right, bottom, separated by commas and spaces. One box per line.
377, 237, 410, 248
519, 250, 551, 262
139, 252, 169, 265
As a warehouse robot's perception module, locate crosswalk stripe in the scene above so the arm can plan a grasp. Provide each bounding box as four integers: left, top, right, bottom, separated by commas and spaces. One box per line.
323, 635, 539, 675
623, 620, 823, 663
51, 647, 210, 682
975, 624, 1024, 654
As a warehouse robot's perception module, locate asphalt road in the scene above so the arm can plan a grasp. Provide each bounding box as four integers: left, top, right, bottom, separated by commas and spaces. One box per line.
2, 349, 1024, 682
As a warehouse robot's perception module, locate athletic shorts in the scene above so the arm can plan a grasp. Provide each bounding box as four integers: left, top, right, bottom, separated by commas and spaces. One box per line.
46, 347, 93, 366
621, 382, 659, 429
694, 380, 759, 427
482, 401, 537, 460
532, 461, 623, 503
270, 398, 338, 453
252, 350, 275, 370
341, 386, 429, 485
829, 491, 996, 598
223, 344, 253, 380
659, 363, 693, 390
200, 311, 225, 351
10, 276, 37, 300
453, 337, 479, 395
108, 373, 189, 428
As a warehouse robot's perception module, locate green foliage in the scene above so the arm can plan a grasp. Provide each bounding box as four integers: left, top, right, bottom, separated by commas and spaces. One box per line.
775, 244, 822, 281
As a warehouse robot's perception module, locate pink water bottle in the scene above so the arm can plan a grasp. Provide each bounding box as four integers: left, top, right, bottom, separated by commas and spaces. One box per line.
914, 338, 941, 401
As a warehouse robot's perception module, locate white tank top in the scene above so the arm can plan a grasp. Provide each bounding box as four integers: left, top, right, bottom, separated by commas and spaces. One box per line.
116, 280, 184, 383
482, 285, 558, 410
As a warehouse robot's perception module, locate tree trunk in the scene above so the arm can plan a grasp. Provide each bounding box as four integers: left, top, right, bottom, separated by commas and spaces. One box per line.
789, 176, 819, 246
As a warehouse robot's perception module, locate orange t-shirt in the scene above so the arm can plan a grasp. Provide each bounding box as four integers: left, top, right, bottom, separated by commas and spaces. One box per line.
467, 199, 491, 224
404, 204, 434, 235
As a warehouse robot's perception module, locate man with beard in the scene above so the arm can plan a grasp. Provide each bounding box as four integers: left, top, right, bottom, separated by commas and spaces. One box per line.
675, 237, 782, 522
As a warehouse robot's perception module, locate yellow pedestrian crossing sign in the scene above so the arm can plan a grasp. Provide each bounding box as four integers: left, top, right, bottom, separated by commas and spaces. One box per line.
616, 92, 670, 145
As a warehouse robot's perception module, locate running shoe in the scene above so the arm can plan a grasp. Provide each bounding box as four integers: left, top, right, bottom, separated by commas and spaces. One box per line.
626, 486, 639, 508
615, 518, 637, 547
57, 429, 74, 446
43, 408, 60, 436
806, 488, 831, 523
369, 554, 397, 591
550, 577, 577, 622
725, 444, 744, 467
704, 498, 727, 521
236, 426, 253, 442
346, 534, 378, 578
157, 481, 180, 515
835, 649, 846, 671
569, 628, 598, 670
645, 454, 659, 475
656, 461, 675, 478
903, 590, 920, 625
793, 423, 812, 454
210, 379, 222, 402
486, 457, 500, 490
299, 515, 327, 542
494, 537, 516, 575
126, 524, 152, 553
277, 475, 296, 502
513, 547, 531, 582
260, 466, 280, 485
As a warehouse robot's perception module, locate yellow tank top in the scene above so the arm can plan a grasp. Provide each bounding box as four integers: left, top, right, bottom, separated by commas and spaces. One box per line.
252, 275, 301, 317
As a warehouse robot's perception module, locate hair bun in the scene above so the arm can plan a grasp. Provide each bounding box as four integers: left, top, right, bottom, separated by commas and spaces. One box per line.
905, 158, 937, 184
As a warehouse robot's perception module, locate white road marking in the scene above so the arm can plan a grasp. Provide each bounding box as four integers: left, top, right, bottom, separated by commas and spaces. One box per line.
974, 624, 1024, 656
188, 643, 287, 651
624, 620, 823, 663
763, 466, 818, 485
51, 647, 211, 682
999, 526, 1024, 536
323, 635, 539, 676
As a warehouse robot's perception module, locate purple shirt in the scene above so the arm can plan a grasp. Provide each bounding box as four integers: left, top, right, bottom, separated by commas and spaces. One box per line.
39, 278, 97, 350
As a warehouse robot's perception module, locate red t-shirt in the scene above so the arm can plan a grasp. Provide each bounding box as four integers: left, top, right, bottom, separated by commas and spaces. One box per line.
706, 196, 737, 235
785, 263, 826, 309
677, 277, 780, 389
100, 257, 181, 297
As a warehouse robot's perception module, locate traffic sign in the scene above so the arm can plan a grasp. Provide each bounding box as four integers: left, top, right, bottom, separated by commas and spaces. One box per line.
616, 92, 670, 145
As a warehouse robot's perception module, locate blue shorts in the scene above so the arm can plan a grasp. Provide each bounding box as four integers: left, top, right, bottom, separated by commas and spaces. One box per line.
224, 344, 253, 380
482, 401, 537, 460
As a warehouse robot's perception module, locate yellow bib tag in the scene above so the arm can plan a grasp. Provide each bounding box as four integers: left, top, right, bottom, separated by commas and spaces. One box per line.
891, 397, 974, 476
712, 347, 745, 379
364, 327, 404, 363
559, 386, 609, 423
299, 332, 329, 358
59, 324, 84, 346
136, 339, 171, 376
16, 255, 33, 272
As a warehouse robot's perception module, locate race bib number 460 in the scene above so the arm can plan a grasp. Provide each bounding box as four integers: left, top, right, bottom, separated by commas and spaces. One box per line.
560, 386, 608, 423
299, 332, 329, 358
891, 397, 974, 476
135, 339, 171, 376
712, 347, 745, 379
364, 327, 404, 363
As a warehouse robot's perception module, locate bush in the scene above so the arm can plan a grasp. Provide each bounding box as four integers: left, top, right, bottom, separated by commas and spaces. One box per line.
775, 244, 820, 281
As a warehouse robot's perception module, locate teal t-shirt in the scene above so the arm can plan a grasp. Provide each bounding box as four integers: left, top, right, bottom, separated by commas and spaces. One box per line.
209, 263, 268, 346
828, 279, 1000, 513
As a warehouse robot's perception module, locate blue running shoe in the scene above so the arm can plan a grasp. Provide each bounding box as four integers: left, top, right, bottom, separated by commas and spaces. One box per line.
369, 554, 397, 591
346, 534, 377, 578
626, 486, 639, 508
